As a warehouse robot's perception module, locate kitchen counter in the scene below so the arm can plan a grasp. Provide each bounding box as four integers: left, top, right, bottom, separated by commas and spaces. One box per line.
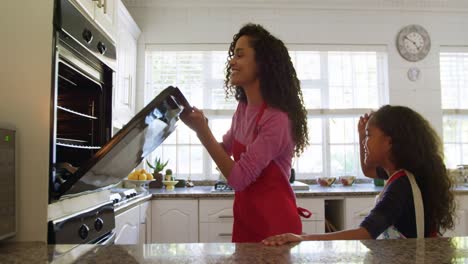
149, 183, 468, 198
3, 237, 468, 263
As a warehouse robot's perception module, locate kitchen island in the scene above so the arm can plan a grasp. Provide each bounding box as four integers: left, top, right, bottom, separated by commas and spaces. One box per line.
2, 237, 468, 263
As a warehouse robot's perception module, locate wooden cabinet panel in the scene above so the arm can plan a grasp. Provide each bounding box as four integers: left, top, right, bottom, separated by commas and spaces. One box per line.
151, 200, 198, 243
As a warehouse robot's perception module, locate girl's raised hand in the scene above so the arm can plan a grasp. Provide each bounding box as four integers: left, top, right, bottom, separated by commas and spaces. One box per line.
262, 233, 303, 246
358, 112, 372, 137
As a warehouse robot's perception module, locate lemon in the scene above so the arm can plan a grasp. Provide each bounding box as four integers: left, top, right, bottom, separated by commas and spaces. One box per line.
138, 173, 147, 180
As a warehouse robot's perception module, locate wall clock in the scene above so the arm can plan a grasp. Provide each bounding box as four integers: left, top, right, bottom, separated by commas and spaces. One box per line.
396, 24, 431, 62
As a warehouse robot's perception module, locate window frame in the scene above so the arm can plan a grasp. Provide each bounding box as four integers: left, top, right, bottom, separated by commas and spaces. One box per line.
144, 44, 389, 180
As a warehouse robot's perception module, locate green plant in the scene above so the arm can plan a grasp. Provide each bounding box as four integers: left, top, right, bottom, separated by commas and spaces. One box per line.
146, 157, 169, 173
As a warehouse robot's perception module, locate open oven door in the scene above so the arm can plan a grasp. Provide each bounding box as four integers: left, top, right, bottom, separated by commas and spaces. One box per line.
52, 86, 191, 200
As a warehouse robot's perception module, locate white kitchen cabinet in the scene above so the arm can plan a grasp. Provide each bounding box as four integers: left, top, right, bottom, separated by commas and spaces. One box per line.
139, 201, 151, 244
115, 205, 140, 244
71, 0, 117, 41
198, 198, 325, 242
344, 196, 376, 230
296, 198, 325, 234
151, 200, 198, 243
444, 195, 468, 237
113, 0, 140, 128
199, 199, 234, 242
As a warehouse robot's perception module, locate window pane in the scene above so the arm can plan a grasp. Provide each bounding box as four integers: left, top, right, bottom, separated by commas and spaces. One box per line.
302, 87, 321, 109
329, 117, 358, 144
308, 118, 322, 144
210, 118, 232, 142
440, 52, 468, 109
296, 145, 323, 175
329, 145, 359, 177
291, 51, 321, 80
443, 116, 468, 168
328, 52, 380, 109
444, 144, 460, 169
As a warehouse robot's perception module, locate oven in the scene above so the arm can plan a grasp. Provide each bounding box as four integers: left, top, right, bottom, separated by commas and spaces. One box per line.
48, 201, 116, 261
50, 0, 115, 201
48, 0, 191, 248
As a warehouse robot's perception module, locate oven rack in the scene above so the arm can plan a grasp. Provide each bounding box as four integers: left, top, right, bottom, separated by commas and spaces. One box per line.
56, 139, 101, 150
57, 105, 98, 120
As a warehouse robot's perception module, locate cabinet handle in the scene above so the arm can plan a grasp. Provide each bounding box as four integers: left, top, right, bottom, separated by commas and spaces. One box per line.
218, 215, 233, 219
102, 0, 107, 14
218, 233, 232, 237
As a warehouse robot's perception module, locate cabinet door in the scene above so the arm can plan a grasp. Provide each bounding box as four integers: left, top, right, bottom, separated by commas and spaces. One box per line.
94, 0, 116, 40
444, 209, 468, 237
151, 200, 198, 243
139, 201, 151, 244
199, 222, 233, 243
344, 197, 375, 229
199, 199, 234, 222
72, 0, 95, 19
296, 198, 325, 221
113, 2, 137, 128
444, 195, 468, 237
115, 205, 140, 244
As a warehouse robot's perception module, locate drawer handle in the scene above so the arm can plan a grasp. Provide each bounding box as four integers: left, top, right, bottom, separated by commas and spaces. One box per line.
218, 215, 233, 219
218, 233, 232, 237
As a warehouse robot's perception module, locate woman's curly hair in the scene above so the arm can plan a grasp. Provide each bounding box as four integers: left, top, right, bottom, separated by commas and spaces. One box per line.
224, 23, 309, 156
371, 105, 456, 234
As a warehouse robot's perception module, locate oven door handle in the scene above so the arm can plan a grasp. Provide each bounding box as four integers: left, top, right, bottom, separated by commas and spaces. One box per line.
96, 231, 116, 245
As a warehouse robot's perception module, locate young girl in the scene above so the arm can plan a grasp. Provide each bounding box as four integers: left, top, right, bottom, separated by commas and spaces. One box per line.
263, 105, 456, 245
181, 23, 310, 243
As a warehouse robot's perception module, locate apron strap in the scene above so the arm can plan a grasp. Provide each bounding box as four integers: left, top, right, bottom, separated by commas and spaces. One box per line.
297, 207, 312, 218
405, 170, 425, 239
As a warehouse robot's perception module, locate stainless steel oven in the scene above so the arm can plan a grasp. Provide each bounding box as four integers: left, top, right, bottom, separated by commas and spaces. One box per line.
50, 0, 116, 202
48, 0, 191, 248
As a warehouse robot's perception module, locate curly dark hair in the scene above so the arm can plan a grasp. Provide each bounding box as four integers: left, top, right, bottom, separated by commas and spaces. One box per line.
224, 23, 309, 156
371, 105, 455, 234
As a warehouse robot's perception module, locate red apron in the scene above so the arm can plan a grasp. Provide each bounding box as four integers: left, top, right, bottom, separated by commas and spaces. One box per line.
231, 103, 311, 243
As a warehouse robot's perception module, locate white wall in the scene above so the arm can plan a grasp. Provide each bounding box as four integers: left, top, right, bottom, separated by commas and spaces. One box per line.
0, 1, 53, 241
126, 1, 468, 137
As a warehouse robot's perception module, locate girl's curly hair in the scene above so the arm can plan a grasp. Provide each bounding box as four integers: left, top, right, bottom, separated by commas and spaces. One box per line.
371, 105, 456, 234
224, 23, 309, 156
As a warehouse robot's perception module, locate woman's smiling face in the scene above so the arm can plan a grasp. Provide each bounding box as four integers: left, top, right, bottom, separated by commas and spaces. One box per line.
229, 35, 259, 87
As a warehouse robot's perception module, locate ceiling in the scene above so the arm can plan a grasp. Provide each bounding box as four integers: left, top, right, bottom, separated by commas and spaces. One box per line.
122, 0, 468, 11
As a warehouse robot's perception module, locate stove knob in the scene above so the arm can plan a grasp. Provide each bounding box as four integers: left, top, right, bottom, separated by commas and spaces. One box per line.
97, 41, 107, 55
82, 29, 93, 44
94, 218, 104, 232
78, 224, 89, 240
126, 194, 131, 199
131, 193, 136, 197
113, 199, 119, 204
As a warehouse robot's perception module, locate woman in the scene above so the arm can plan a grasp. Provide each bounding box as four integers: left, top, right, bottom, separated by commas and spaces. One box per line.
181, 23, 310, 242
263, 105, 456, 245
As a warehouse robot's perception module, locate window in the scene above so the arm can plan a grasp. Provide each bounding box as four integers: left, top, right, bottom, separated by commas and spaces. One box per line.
145, 46, 388, 180
440, 49, 468, 169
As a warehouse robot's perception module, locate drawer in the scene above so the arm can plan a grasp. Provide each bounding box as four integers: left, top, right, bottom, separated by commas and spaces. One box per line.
199, 199, 234, 222
199, 222, 233, 243
296, 198, 325, 221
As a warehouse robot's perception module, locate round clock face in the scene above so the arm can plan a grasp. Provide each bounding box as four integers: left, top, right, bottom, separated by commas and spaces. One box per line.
396, 25, 431, 62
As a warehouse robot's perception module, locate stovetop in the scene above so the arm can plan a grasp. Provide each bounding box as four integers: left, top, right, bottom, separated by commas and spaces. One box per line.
109, 188, 147, 208
212, 181, 234, 192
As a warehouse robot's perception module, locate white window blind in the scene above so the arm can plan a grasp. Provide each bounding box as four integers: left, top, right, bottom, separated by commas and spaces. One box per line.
440, 51, 468, 168
145, 46, 388, 180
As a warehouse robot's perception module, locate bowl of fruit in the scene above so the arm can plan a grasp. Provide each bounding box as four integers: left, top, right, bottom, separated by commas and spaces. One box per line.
339, 176, 356, 186
317, 177, 336, 187
125, 169, 155, 191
